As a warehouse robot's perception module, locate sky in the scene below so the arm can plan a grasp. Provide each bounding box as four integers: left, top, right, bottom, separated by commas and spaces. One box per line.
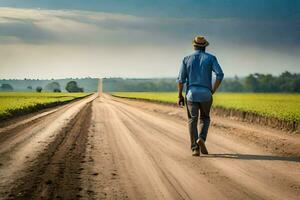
0, 0, 299, 79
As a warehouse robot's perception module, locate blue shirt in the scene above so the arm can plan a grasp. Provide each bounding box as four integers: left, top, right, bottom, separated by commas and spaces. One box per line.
177, 50, 224, 102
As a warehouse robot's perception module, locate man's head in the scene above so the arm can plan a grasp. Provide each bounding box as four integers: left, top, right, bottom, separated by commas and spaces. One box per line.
193, 36, 209, 51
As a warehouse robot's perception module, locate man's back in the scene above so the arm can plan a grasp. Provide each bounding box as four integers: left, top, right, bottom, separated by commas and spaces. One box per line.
178, 50, 224, 102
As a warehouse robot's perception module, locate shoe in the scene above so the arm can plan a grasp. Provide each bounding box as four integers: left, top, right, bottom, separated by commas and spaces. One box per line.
192, 149, 200, 156
197, 138, 208, 154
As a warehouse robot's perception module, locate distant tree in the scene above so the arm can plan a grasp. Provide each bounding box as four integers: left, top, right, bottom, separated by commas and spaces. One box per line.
241, 71, 300, 93
36, 86, 43, 93
0, 84, 13, 91
234, 75, 239, 81
277, 71, 294, 92
65, 81, 84, 93
253, 73, 277, 92
53, 88, 61, 93
45, 82, 61, 92
292, 77, 300, 93
219, 79, 244, 92
244, 74, 259, 92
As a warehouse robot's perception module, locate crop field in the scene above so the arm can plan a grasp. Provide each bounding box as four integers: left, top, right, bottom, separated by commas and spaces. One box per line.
0, 92, 90, 120
111, 92, 300, 123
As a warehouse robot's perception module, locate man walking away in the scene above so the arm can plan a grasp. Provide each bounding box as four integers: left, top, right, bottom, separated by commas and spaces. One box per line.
177, 36, 224, 156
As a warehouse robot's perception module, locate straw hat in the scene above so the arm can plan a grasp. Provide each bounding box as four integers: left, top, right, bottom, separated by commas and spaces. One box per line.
192, 36, 209, 47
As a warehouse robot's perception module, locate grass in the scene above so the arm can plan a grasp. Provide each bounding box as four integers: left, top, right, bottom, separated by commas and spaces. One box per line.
0, 92, 91, 120
111, 92, 300, 123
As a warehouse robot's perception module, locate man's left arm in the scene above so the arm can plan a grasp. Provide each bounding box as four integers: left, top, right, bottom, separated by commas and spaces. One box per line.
178, 82, 184, 105
212, 56, 224, 94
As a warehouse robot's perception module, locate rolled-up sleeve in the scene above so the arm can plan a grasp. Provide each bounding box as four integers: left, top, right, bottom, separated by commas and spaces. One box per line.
177, 58, 187, 83
212, 56, 224, 81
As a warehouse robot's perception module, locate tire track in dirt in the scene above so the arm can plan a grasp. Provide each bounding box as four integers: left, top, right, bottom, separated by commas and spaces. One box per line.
78, 98, 129, 199
0, 102, 77, 144
6, 102, 92, 200
0, 95, 97, 200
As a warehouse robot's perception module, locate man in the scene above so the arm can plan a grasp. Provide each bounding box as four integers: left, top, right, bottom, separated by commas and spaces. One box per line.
177, 36, 224, 156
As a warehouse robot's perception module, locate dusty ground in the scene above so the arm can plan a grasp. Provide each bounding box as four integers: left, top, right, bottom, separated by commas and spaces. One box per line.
0, 94, 299, 200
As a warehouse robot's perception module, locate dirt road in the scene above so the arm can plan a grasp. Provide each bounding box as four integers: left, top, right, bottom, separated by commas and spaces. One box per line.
0, 94, 299, 200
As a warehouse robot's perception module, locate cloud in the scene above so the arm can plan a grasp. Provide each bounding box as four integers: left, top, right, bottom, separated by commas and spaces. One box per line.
0, 8, 138, 44
0, 20, 58, 43
0, 7, 299, 49
0, 7, 299, 79
0, 7, 192, 45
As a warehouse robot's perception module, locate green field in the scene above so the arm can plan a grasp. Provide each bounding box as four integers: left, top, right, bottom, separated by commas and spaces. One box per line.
0, 92, 90, 120
111, 92, 300, 123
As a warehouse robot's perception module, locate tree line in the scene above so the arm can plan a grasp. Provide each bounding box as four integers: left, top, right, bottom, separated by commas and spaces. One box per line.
0, 78, 98, 92
103, 71, 300, 93
0, 81, 84, 93
219, 71, 300, 92
1, 71, 299, 93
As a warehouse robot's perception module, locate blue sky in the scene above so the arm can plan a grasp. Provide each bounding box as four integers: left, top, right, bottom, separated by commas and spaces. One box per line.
0, 0, 299, 78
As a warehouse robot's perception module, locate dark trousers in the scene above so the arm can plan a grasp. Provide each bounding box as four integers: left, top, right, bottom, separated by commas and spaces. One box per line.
186, 98, 212, 150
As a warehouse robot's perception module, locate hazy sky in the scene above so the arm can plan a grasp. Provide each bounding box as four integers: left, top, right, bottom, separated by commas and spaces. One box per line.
0, 0, 299, 79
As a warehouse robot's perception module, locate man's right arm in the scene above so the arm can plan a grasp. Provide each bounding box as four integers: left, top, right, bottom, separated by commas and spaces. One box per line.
177, 58, 187, 106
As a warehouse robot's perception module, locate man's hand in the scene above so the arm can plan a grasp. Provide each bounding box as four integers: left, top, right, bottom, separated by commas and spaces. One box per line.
178, 95, 185, 107
177, 82, 185, 107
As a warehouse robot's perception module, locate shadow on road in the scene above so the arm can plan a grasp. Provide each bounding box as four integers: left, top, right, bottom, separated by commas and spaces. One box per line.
202, 153, 300, 163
